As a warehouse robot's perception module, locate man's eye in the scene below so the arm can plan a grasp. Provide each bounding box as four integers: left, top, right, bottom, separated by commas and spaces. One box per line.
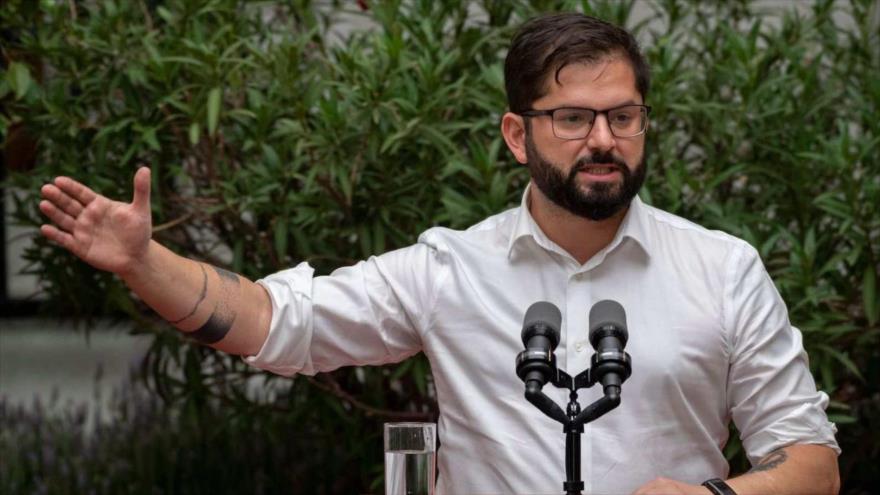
559, 113, 587, 123
612, 113, 633, 123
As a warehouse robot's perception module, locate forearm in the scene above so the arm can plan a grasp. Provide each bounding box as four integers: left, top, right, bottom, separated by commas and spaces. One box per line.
120, 240, 271, 356
726, 444, 840, 495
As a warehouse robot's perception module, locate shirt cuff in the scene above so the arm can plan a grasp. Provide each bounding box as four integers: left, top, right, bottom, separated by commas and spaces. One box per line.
741, 392, 841, 463
241, 262, 317, 376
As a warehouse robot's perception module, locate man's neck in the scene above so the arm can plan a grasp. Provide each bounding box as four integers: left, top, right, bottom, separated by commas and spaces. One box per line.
528, 185, 628, 265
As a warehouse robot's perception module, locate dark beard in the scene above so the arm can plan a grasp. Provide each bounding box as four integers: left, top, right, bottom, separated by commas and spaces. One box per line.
525, 135, 646, 221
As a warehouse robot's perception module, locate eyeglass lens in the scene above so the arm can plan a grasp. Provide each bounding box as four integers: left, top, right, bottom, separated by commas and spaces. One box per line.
553, 106, 646, 139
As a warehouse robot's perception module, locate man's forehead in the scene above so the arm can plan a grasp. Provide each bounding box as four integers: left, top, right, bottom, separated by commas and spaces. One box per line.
556, 58, 617, 84
537, 56, 640, 103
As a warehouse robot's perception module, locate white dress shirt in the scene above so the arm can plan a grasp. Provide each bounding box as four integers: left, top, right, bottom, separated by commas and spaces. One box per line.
246, 187, 839, 495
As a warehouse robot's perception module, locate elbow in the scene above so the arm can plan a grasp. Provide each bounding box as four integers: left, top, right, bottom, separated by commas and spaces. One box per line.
827, 448, 841, 495
828, 469, 840, 495
820, 448, 841, 495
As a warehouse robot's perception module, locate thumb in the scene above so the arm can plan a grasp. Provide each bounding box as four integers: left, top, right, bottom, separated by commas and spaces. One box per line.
132, 166, 152, 213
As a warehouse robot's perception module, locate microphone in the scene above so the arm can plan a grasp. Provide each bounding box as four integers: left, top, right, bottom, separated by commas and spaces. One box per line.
515, 301, 562, 389
588, 300, 632, 399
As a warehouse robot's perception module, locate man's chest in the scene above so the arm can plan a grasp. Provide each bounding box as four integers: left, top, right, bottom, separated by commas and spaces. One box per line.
423, 255, 730, 411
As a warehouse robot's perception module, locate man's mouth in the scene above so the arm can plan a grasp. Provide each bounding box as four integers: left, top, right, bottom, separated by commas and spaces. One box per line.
582, 166, 618, 174
578, 164, 622, 176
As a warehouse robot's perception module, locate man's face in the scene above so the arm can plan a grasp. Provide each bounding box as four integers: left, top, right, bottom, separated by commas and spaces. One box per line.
522, 57, 647, 221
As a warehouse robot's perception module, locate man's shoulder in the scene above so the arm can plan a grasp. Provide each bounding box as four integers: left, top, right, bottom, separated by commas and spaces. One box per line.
416, 206, 520, 249
638, 200, 750, 250
634, 200, 762, 270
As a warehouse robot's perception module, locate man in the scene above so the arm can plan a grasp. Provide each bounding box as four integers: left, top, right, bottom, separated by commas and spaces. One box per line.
39, 12, 839, 495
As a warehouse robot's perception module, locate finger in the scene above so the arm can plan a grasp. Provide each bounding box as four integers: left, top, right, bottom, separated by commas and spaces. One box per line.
41, 183, 84, 217
54, 176, 98, 206
39, 200, 77, 233
40, 224, 77, 252
131, 167, 151, 213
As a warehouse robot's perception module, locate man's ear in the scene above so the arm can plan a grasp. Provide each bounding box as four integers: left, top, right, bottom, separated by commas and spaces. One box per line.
501, 112, 528, 164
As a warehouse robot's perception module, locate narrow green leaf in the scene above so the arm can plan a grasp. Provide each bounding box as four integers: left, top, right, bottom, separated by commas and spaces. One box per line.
188, 122, 200, 145
358, 223, 371, 257
389, 360, 413, 381
818, 344, 865, 382
274, 217, 288, 261
864, 266, 878, 325
826, 414, 857, 424
156, 6, 174, 23
160, 56, 207, 68
207, 87, 221, 137
261, 143, 280, 169
7, 62, 32, 99
142, 127, 160, 151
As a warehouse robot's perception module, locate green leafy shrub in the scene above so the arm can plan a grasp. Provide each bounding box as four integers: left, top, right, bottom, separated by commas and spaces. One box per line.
2, 0, 877, 492
0, 375, 388, 494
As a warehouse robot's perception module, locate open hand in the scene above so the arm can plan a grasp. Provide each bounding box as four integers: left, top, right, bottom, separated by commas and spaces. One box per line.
39, 167, 153, 276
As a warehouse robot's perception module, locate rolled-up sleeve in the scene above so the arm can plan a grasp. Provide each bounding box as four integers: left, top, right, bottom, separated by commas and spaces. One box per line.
724, 243, 840, 464
244, 241, 447, 376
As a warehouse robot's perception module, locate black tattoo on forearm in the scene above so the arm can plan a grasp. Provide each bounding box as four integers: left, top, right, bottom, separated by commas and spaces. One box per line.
187, 266, 240, 345
188, 301, 237, 344
749, 449, 788, 473
169, 264, 208, 324
212, 266, 240, 285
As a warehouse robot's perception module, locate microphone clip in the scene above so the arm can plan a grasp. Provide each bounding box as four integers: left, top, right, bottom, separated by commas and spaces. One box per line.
516, 347, 632, 429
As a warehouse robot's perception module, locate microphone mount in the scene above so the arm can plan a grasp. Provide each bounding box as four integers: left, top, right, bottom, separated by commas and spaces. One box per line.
515, 332, 632, 495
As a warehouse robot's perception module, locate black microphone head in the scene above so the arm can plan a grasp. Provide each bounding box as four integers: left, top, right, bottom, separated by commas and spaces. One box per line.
521, 301, 561, 349
588, 300, 628, 348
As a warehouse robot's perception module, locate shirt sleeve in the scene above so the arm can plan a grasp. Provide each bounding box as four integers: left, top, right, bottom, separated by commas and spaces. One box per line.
723, 242, 840, 464
243, 240, 448, 376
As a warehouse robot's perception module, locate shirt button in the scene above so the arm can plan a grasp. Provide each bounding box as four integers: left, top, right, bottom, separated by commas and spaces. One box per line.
575, 341, 584, 352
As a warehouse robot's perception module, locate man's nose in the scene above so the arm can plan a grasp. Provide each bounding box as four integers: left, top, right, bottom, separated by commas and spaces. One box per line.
585, 114, 616, 153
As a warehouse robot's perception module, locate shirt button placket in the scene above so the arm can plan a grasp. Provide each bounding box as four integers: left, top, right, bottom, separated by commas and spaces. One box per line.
567, 268, 593, 489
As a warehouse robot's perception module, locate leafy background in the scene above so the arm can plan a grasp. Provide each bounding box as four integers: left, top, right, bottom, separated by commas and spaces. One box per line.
1, 0, 878, 493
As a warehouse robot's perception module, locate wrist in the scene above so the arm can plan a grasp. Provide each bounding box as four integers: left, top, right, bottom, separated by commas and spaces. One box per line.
702, 478, 737, 495
117, 240, 158, 282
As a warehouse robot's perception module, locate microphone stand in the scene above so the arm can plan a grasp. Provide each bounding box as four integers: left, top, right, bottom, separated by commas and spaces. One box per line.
517, 350, 631, 495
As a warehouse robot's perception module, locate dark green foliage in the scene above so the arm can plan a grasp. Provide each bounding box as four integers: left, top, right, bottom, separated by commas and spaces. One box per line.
0, 378, 387, 494
2, 0, 878, 493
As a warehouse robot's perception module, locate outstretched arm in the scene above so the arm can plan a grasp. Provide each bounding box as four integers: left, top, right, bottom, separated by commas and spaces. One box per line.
39, 167, 271, 356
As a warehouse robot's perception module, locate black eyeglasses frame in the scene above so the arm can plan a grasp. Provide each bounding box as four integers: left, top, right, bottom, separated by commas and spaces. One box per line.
518, 104, 652, 139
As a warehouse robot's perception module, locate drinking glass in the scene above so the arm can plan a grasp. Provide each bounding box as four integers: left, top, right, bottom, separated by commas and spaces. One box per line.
384, 422, 436, 495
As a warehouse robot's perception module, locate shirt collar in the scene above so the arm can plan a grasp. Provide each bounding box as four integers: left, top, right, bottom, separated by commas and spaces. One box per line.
507, 183, 651, 261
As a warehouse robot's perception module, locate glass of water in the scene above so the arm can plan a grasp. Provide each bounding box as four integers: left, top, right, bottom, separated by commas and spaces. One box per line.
384, 422, 436, 495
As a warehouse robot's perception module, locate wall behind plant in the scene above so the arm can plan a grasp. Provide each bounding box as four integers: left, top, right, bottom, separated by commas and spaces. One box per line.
2, 0, 877, 493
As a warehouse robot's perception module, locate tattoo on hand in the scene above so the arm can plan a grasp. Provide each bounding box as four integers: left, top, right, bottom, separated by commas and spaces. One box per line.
749, 449, 788, 473
169, 264, 208, 324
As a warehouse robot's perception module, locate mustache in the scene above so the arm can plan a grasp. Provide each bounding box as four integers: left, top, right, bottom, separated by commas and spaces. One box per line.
572, 152, 629, 172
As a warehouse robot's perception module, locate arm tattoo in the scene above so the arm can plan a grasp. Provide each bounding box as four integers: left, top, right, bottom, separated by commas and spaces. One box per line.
749, 449, 788, 473
169, 264, 208, 324
187, 266, 240, 345
213, 266, 240, 285
188, 301, 237, 344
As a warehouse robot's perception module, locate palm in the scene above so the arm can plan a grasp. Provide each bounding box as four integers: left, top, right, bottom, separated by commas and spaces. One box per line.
72, 196, 151, 272
40, 168, 153, 275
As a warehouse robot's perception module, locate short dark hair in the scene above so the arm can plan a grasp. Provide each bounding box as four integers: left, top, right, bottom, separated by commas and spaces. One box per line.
504, 13, 650, 113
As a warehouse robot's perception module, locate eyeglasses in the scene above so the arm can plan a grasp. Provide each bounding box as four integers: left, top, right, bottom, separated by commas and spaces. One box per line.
518, 104, 651, 139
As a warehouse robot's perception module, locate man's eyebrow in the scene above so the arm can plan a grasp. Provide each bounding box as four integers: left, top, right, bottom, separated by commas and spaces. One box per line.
557, 100, 640, 109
